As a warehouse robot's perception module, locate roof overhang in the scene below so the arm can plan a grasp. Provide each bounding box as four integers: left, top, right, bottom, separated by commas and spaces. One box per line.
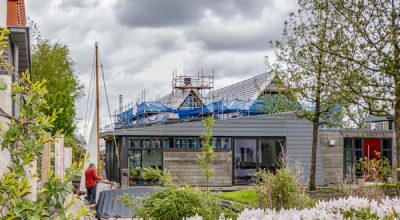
8, 26, 31, 75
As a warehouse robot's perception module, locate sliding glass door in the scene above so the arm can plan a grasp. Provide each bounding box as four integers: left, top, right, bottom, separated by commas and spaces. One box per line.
234, 137, 285, 184
258, 138, 285, 172
234, 139, 257, 184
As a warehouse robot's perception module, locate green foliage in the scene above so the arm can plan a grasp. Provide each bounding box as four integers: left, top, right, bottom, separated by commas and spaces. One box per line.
356, 152, 392, 182
31, 41, 80, 136
135, 185, 223, 220
254, 168, 315, 210
310, 0, 400, 190
0, 71, 88, 219
142, 166, 161, 182
31, 40, 83, 98
217, 189, 258, 206
198, 116, 215, 195
117, 168, 236, 220
31, 39, 84, 162
43, 92, 76, 136
272, 0, 347, 190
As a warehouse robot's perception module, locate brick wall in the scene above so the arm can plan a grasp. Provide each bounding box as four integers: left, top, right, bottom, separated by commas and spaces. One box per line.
7, 0, 26, 26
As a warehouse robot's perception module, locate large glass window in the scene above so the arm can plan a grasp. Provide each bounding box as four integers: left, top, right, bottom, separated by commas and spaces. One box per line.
234, 139, 257, 184
382, 139, 392, 165
128, 149, 162, 186
343, 138, 354, 179
258, 138, 285, 171
142, 150, 162, 169
128, 149, 142, 185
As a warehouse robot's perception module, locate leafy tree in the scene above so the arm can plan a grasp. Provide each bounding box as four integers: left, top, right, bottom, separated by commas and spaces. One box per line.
271, 0, 344, 190
31, 39, 85, 161
43, 92, 76, 136
0, 29, 88, 217
311, 0, 400, 190
32, 40, 83, 99
198, 115, 215, 196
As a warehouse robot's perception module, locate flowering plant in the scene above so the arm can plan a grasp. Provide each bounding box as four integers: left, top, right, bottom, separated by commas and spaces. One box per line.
188, 196, 400, 220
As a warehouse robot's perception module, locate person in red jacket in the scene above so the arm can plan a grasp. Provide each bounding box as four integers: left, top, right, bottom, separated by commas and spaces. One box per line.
85, 163, 102, 204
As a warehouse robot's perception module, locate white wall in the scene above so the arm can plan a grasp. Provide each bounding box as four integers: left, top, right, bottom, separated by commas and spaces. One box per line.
0, 0, 7, 27
0, 75, 12, 176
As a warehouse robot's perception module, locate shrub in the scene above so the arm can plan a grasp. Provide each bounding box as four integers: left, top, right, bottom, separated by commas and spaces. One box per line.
135, 185, 223, 220
254, 168, 314, 210
356, 151, 392, 182
142, 166, 161, 182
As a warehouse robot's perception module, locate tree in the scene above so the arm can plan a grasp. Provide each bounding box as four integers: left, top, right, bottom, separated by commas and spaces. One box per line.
0, 29, 88, 217
32, 40, 83, 99
32, 40, 83, 135
198, 115, 215, 196
31, 40, 85, 161
312, 0, 400, 191
271, 0, 344, 190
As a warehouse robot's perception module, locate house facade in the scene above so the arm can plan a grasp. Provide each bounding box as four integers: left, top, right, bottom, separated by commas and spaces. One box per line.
0, 0, 30, 176
101, 72, 396, 187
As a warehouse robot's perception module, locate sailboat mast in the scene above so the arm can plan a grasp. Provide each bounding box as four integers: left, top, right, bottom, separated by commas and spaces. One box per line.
95, 42, 101, 175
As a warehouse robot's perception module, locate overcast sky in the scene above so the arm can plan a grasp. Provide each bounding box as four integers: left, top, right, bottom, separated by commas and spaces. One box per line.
26, 0, 297, 138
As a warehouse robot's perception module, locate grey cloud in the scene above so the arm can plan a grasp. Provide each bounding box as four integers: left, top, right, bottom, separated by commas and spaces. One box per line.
26, 0, 294, 136
186, 0, 296, 51
183, 51, 267, 79
188, 25, 281, 52
60, 0, 99, 9
112, 0, 267, 28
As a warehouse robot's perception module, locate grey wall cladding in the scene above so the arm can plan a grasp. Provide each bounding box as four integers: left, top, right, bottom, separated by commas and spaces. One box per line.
102, 114, 326, 185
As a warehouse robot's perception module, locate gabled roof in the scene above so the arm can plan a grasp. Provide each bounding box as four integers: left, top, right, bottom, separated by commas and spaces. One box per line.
178, 89, 204, 109
208, 72, 274, 102
158, 72, 275, 105
158, 89, 201, 108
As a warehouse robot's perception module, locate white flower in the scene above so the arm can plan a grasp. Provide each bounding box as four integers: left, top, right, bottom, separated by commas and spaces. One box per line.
188, 197, 400, 220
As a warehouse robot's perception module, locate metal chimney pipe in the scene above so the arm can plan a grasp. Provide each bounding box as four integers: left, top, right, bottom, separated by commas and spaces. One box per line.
119, 94, 123, 113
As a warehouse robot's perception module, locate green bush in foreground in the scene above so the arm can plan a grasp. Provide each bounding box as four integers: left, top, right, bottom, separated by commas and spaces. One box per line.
254, 168, 315, 210
142, 166, 161, 183
135, 185, 223, 220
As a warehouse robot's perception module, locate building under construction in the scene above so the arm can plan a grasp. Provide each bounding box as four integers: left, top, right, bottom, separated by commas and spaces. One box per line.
101, 72, 395, 187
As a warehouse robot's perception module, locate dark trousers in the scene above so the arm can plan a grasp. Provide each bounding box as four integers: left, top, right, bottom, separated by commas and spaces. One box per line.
86, 186, 96, 204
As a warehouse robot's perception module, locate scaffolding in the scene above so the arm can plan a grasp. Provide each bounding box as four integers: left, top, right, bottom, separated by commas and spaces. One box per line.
110, 72, 296, 129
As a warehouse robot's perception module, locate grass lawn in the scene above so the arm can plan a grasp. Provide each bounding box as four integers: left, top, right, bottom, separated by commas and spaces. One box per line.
216, 189, 258, 206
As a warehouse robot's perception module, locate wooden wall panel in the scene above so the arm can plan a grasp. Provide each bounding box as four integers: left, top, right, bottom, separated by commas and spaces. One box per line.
163, 151, 232, 186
